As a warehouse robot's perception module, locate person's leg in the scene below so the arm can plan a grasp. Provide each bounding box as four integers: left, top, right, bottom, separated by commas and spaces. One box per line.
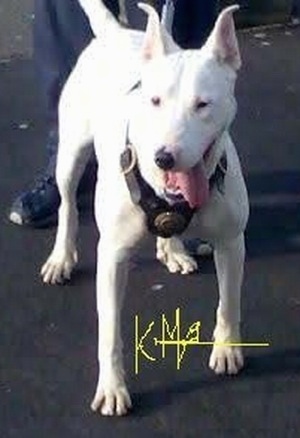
291, 0, 300, 24
125, 0, 163, 29
9, 0, 119, 227
36, 0, 119, 124
34, 0, 95, 177
125, 0, 218, 47
173, 0, 219, 49
34, 0, 93, 125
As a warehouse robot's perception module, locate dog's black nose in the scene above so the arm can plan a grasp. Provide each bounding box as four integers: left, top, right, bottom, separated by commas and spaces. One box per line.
154, 149, 175, 170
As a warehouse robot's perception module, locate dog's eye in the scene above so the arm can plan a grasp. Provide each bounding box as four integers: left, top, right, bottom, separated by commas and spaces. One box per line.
151, 96, 162, 107
194, 98, 209, 112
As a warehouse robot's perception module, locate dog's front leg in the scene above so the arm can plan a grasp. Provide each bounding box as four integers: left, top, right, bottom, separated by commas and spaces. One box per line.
91, 205, 145, 416
41, 140, 92, 284
41, 69, 93, 284
209, 233, 245, 375
91, 240, 131, 416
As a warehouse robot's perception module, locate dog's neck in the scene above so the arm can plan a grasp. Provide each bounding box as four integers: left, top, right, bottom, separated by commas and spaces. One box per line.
204, 131, 228, 179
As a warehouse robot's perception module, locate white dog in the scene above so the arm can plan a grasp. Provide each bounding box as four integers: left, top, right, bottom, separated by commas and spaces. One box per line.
41, 0, 249, 416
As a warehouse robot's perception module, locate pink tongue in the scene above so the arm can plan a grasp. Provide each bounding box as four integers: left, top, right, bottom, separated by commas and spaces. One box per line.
165, 163, 209, 209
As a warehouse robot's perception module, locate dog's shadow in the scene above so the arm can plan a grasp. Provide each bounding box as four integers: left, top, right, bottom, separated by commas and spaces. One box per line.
131, 347, 300, 416
191, 169, 300, 263
246, 169, 300, 258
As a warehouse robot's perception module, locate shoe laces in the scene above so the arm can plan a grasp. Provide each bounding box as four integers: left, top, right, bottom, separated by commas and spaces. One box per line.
31, 175, 56, 195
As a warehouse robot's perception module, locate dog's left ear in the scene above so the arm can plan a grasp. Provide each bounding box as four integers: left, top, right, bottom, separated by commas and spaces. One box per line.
138, 2, 180, 61
205, 5, 241, 71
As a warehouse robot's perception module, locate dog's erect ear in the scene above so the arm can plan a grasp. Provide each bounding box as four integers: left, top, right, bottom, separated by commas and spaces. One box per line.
205, 5, 241, 71
138, 2, 179, 61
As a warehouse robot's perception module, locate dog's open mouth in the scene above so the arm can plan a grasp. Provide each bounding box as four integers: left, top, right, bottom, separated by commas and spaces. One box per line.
163, 188, 185, 203
164, 161, 209, 209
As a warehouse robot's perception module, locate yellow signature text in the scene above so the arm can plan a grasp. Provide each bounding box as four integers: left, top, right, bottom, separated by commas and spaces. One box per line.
134, 307, 270, 374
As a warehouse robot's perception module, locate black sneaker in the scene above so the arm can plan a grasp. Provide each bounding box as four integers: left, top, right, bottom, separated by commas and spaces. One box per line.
9, 174, 61, 227
8, 120, 97, 228
9, 166, 97, 228
9, 125, 60, 227
9, 126, 96, 227
184, 238, 213, 257
9, 157, 97, 228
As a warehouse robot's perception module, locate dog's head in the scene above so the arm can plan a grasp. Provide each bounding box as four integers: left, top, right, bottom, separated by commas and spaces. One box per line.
128, 3, 241, 209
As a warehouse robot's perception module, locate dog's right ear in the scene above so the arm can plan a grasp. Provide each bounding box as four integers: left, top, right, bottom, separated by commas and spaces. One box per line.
138, 2, 179, 61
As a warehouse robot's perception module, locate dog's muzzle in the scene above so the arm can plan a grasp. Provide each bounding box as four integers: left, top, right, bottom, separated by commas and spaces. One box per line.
120, 146, 195, 238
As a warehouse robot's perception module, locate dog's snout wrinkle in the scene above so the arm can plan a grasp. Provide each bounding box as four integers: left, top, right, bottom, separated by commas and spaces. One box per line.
154, 148, 175, 170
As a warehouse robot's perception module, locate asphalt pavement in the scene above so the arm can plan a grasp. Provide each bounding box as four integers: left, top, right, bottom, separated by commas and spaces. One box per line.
1, 9, 300, 438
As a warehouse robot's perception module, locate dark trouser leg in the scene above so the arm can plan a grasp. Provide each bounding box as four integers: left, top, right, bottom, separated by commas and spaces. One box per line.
125, 0, 218, 48
33, 0, 93, 175
34, 0, 119, 172
34, 0, 93, 125
292, 0, 300, 16
125, 0, 164, 29
34, 0, 120, 123
173, 0, 219, 48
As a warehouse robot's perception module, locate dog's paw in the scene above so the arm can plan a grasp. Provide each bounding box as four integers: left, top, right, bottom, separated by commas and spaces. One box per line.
209, 345, 244, 375
209, 319, 244, 375
91, 384, 132, 416
156, 237, 198, 275
41, 249, 78, 284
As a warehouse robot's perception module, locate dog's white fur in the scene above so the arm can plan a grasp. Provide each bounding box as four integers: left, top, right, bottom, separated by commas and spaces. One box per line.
41, 0, 249, 416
